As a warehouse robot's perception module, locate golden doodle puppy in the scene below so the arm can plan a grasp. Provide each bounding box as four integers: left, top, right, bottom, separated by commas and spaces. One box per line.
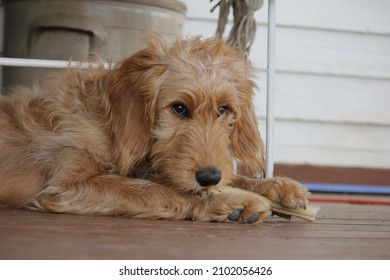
0, 35, 308, 223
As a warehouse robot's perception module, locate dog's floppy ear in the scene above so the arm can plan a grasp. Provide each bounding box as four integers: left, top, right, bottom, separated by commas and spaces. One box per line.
230, 79, 266, 176
104, 41, 167, 175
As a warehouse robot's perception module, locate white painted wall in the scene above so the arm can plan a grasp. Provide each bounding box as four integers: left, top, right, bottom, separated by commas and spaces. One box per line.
183, 0, 390, 169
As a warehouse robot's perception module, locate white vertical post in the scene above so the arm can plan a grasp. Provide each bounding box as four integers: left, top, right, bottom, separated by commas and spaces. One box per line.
266, 0, 276, 178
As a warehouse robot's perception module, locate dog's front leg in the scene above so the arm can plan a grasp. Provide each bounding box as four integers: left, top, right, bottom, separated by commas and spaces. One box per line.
29, 174, 198, 220
230, 175, 309, 210
28, 174, 269, 223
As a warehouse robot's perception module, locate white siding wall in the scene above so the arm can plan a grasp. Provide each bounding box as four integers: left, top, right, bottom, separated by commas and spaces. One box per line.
184, 0, 390, 169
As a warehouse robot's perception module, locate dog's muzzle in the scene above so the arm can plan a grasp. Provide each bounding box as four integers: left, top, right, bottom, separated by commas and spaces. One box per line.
195, 168, 221, 187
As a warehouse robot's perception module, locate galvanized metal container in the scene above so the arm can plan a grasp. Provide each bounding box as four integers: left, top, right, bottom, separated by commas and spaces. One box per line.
2, 0, 187, 87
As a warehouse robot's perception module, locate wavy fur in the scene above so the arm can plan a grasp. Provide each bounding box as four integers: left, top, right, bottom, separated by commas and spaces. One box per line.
0, 34, 307, 223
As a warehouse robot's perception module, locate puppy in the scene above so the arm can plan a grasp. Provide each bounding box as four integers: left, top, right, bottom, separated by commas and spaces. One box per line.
0, 35, 307, 223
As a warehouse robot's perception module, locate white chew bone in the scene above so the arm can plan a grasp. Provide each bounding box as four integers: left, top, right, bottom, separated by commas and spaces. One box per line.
205, 185, 321, 222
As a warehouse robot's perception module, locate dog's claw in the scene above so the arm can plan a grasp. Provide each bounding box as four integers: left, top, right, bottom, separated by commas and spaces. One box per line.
246, 212, 260, 223
228, 210, 241, 221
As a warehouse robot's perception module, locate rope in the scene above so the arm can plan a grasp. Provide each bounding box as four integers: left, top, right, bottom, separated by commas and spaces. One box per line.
211, 0, 264, 55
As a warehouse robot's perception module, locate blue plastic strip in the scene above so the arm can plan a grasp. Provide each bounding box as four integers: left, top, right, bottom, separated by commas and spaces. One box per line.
304, 183, 390, 195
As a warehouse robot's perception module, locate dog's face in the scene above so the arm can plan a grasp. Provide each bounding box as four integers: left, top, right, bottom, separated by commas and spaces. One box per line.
106, 35, 265, 194
151, 65, 240, 193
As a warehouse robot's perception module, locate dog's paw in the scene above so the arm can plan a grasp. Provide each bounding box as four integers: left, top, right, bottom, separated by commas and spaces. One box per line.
253, 177, 309, 210
197, 186, 272, 224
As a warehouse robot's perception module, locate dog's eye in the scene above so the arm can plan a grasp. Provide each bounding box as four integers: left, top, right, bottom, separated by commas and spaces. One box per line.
218, 106, 229, 116
172, 103, 190, 118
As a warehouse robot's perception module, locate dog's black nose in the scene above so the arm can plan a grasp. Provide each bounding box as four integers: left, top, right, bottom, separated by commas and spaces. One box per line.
195, 168, 221, 187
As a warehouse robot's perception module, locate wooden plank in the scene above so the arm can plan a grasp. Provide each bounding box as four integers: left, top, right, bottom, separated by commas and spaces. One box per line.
249, 26, 390, 79
274, 121, 390, 152
266, 120, 390, 169
273, 0, 390, 35
272, 28, 390, 79
252, 73, 390, 126
274, 164, 390, 186
0, 201, 389, 260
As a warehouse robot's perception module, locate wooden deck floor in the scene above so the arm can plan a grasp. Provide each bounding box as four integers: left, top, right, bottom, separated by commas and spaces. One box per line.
1, 195, 389, 260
